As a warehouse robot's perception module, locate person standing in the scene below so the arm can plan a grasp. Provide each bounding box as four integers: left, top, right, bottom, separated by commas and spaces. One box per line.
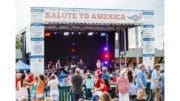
17, 73, 32, 101
151, 64, 161, 101
71, 68, 83, 101
127, 70, 136, 101
160, 69, 164, 101
91, 70, 103, 101
84, 73, 94, 100
96, 59, 102, 70
48, 73, 59, 101
135, 64, 147, 91
101, 67, 110, 81
77, 59, 86, 74
55, 59, 62, 74
31, 75, 38, 101
117, 69, 130, 101
36, 74, 45, 101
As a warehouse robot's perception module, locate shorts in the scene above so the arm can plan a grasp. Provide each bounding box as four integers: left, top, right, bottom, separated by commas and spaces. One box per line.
36, 93, 44, 98
31, 93, 36, 99
50, 90, 59, 101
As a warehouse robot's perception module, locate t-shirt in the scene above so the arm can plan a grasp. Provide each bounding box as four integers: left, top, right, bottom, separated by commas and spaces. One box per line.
118, 76, 129, 94
112, 77, 117, 83
31, 82, 37, 94
102, 84, 109, 92
28, 74, 34, 83
85, 78, 94, 89
95, 77, 103, 88
48, 79, 59, 91
129, 82, 136, 96
71, 74, 83, 94
151, 69, 160, 90
102, 73, 110, 80
37, 82, 44, 94
135, 70, 147, 90
16, 78, 21, 90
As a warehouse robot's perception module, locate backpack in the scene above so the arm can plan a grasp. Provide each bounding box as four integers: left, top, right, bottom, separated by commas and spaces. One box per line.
118, 77, 129, 94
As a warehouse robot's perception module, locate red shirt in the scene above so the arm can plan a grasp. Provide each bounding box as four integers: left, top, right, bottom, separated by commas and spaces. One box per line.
102, 84, 109, 92
112, 77, 117, 83
28, 74, 34, 83
95, 77, 103, 88
16, 78, 21, 90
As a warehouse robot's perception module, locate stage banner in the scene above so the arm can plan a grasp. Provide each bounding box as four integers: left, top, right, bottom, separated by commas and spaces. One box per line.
142, 11, 155, 69
30, 24, 44, 74
31, 7, 146, 25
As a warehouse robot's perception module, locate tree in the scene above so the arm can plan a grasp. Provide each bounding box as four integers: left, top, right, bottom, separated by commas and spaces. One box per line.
16, 34, 22, 49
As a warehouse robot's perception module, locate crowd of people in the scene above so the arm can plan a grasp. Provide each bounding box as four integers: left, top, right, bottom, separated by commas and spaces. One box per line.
16, 58, 164, 101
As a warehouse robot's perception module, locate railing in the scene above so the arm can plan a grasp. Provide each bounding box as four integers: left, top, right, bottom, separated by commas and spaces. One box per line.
59, 86, 72, 101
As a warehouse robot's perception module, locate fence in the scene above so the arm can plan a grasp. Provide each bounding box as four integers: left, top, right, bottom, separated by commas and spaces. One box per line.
59, 86, 72, 101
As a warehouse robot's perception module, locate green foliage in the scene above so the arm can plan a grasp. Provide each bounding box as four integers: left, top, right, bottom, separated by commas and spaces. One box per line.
16, 34, 22, 49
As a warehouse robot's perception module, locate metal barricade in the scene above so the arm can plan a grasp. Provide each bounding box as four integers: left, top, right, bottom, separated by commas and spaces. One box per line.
59, 86, 72, 101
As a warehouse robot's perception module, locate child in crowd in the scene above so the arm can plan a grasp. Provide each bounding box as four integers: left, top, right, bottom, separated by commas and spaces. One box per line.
36, 74, 45, 101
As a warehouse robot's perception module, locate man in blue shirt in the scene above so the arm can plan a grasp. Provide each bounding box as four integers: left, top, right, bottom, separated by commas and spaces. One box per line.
101, 67, 110, 80
135, 64, 147, 91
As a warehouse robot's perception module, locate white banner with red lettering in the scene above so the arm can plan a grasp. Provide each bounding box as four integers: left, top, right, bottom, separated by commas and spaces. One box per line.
31, 7, 145, 24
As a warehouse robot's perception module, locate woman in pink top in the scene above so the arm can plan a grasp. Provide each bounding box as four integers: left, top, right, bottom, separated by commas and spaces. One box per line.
117, 69, 130, 101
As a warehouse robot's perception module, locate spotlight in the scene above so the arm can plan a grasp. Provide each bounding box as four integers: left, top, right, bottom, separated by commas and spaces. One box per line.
88, 32, 93, 36
72, 56, 75, 59
104, 47, 108, 51
72, 42, 75, 46
100, 32, 106, 36
64, 32, 69, 36
45, 32, 51, 37
104, 54, 109, 58
71, 48, 75, 53
104, 61, 108, 65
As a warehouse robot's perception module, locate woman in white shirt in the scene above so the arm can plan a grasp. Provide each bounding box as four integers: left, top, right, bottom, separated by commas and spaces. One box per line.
48, 73, 59, 101
17, 73, 32, 101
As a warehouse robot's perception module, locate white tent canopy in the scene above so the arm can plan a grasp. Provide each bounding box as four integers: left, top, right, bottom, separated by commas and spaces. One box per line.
16, 60, 30, 70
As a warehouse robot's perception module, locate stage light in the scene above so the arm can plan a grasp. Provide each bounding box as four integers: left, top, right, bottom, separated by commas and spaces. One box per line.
100, 32, 106, 36
88, 32, 93, 36
72, 56, 75, 59
45, 32, 51, 37
78, 32, 81, 35
54, 32, 57, 35
104, 53, 109, 58
104, 47, 108, 51
71, 32, 74, 35
72, 42, 75, 46
71, 48, 75, 53
64, 32, 69, 36
104, 61, 109, 65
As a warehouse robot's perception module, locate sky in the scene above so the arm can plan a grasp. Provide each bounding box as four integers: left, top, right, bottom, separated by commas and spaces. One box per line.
16, 0, 164, 49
